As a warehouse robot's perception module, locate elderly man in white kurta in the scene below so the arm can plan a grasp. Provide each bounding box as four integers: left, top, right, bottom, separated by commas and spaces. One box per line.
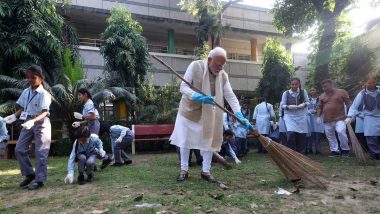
170, 47, 251, 183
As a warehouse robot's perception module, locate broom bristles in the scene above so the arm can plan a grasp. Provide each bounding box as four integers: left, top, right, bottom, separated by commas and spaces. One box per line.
347, 123, 367, 163
255, 133, 327, 188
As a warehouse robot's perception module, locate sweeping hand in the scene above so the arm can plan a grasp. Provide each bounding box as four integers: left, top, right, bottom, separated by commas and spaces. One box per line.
72, 121, 81, 128
344, 117, 353, 124
4, 114, 17, 124
64, 173, 74, 184
235, 112, 254, 131
21, 119, 35, 130
99, 149, 106, 158
191, 92, 214, 105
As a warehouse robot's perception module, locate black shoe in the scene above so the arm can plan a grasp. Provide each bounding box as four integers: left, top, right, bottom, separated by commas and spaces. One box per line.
315, 151, 322, 155
28, 182, 43, 190
341, 150, 350, 158
201, 173, 216, 183
78, 173, 85, 185
100, 157, 112, 169
86, 173, 93, 182
176, 171, 188, 182
94, 165, 97, 172
19, 174, 35, 188
124, 159, 132, 165
112, 162, 123, 167
328, 151, 340, 157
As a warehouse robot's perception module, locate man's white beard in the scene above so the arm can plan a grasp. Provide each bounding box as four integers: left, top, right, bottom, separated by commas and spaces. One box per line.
209, 66, 219, 76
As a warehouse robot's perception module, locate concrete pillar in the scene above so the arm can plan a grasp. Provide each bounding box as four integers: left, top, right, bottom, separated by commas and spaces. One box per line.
168, 29, 175, 54
250, 39, 257, 61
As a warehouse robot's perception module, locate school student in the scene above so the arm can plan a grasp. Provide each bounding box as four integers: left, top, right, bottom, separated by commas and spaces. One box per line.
252, 97, 275, 153
218, 129, 241, 164
306, 86, 324, 154
72, 88, 100, 135
280, 77, 309, 153
4, 65, 52, 190
65, 126, 108, 185
347, 75, 380, 160
105, 124, 133, 166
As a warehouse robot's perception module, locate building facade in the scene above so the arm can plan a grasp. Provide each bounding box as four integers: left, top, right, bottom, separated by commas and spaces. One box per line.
60, 0, 305, 96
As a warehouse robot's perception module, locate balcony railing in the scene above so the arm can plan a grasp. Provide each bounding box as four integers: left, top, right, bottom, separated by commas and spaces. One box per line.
79, 38, 252, 61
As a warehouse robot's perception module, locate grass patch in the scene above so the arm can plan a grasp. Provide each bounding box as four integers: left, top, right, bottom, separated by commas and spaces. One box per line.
0, 149, 379, 213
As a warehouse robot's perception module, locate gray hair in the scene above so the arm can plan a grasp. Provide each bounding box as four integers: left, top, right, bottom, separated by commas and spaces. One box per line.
208, 47, 227, 59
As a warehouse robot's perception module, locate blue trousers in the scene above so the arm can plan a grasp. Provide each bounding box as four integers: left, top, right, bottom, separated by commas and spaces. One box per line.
366, 136, 380, 155
15, 117, 51, 182
306, 132, 322, 153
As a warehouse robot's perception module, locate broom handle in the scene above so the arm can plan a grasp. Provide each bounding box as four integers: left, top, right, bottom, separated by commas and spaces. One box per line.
152, 55, 246, 126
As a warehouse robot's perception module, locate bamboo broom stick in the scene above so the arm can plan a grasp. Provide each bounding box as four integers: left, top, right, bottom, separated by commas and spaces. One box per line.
347, 123, 367, 163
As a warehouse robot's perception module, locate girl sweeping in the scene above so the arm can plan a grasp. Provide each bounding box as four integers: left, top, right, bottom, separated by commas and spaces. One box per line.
348, 75, 380, 160
4, 65, 52, 190
72, 88, 100, 135
280, 77, 309, 153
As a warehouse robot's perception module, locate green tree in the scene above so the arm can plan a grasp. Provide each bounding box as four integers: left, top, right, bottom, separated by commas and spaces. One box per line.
135, 77, 181, 124
271, 0, 353, 85
257, 38, 293, 105
334, 39, 376, 98
0, 0, 78, 81
100, 6, 149, 88
179, 0, 241, 50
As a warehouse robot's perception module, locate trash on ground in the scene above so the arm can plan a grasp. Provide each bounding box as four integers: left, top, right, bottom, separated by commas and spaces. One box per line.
274, 188, 292, 196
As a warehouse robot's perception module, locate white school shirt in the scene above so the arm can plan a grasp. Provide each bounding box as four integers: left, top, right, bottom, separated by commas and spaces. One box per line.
82, 99, 100, 119
16, 85, 51, 116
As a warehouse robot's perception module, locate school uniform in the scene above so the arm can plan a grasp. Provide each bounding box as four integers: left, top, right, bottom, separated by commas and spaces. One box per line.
253, 102, 275, 153
82, 99, 100, 134
67, 134, 105, 176
109, 125, 134, 164
0, 117, 9, 151
230, 121, 248, 156
15, 85, 52, 183
280, 89, 309, 153
348, 89, 380, 157
306, 97, 324, 154
0, 117, 9, 142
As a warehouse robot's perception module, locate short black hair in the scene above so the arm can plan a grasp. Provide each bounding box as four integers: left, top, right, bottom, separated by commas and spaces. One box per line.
223, 129, 234, 136
321, 79, 333, 85
78, 88, 93, 100
75, 126, 91, 139
258, 97, 266, 103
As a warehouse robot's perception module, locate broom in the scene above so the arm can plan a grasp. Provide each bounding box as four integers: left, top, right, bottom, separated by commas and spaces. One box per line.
152, 55, 327, 188
346, 123, 367, 163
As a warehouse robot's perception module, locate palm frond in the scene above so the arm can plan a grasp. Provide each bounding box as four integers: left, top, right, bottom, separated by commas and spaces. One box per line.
109, 87, 137, 103
0, 88, 23, 98
0, 100, 16, 114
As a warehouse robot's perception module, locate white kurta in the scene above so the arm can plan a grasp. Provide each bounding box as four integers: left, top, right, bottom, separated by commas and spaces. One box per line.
170, 60, 240, 152
253, 102, 275, 135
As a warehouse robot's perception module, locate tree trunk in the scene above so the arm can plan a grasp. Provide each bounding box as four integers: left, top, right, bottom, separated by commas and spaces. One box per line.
313, 18, 337, 85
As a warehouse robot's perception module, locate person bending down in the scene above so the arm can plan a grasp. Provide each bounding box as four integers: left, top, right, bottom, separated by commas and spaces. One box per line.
65, 126, 108, 185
